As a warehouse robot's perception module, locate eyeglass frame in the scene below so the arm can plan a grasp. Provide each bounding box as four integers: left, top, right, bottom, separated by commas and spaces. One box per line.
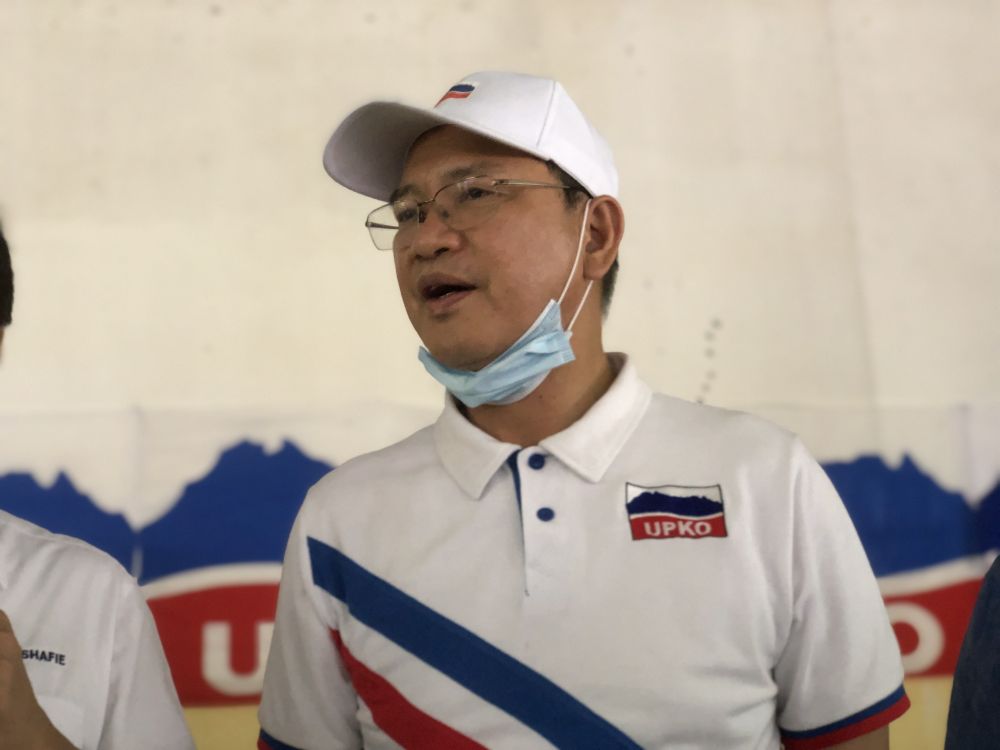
364, 175, 582, 251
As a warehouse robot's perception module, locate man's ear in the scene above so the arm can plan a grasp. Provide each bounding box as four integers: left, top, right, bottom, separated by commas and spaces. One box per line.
582, 196, 625, 283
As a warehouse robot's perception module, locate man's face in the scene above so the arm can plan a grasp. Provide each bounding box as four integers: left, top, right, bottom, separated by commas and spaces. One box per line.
393, 126, 585, 371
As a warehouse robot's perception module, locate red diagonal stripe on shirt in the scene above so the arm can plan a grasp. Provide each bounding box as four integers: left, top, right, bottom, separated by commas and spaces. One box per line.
330, 629, 487, 749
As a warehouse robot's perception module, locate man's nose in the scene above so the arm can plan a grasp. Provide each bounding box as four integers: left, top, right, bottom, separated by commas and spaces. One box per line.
408, 205, 459, 259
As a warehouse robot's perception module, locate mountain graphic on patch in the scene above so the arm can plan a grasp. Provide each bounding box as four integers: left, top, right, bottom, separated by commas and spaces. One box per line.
625, 484, 727, 540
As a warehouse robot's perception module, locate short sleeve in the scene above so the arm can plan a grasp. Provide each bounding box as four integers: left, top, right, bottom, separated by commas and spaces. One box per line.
774, 441, 910, 749
258, 501, 362, 750
98, 574, 195, 750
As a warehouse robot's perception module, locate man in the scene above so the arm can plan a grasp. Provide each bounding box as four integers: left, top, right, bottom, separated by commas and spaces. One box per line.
259, 71, 908, 749
0, 223, 195, 750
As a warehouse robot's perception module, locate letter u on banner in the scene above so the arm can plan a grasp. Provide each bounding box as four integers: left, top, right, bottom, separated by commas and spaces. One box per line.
201, 621, 274, 695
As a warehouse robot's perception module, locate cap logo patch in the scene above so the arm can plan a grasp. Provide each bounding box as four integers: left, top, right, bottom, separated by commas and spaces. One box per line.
625, 483, 728, 540
435, 83, 476, 106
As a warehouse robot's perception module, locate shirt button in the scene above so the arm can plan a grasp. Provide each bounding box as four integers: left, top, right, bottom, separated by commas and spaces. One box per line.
537, 507, 555, 522
528, 453, 546, 470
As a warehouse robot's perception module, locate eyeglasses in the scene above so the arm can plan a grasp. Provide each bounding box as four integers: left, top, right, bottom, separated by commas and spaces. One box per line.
365, 175, 577, 251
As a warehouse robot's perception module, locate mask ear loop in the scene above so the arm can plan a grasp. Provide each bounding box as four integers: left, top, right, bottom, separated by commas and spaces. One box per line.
557, 199, 595, 334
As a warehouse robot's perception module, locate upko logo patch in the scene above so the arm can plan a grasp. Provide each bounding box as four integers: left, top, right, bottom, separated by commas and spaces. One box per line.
625, 483, 728, 540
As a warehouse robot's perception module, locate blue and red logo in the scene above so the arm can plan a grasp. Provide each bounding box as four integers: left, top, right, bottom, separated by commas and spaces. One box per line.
435, 83, 476, 106
136, 440, 331, 705
827, 455, 999, 677
625, 483, 728, 540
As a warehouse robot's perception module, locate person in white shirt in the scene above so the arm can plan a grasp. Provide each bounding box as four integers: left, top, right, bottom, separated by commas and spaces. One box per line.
258, 71, 908, 749
0, 223, 195, 750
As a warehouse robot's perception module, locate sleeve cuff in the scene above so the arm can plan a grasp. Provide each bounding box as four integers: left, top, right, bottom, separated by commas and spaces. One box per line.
258, 729, 303, 750
780, 684, 910, 750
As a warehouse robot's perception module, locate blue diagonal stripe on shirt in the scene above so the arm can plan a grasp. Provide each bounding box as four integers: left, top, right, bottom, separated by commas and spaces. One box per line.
308, 536, 641, 750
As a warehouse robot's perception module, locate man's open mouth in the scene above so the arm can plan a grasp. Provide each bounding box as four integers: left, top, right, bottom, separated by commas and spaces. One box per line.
420, 276, 476, 301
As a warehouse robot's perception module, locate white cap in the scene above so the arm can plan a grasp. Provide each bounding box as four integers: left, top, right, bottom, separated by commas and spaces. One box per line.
323, 71, 618, 201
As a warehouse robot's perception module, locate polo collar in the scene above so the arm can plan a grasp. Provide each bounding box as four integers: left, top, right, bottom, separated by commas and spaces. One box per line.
433, 354, 652, 499
433, 394, 520, 501
540, 355, 651, 482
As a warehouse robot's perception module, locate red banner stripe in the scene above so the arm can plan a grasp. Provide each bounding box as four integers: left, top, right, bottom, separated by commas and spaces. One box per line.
329, 629, 488, 750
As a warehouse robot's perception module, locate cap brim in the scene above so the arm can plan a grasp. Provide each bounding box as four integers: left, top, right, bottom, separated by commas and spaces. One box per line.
323, 101, 550, 202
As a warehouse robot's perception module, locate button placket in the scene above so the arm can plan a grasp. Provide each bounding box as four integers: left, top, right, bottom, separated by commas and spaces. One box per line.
518, 451, 572, 606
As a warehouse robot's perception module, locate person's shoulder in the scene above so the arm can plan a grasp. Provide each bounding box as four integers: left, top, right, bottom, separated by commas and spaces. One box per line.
0, 508, 136, 586
289, 424, 442, 542
646, 391, 796, 448
302, 423, 438, 504
638, 391, 820, 484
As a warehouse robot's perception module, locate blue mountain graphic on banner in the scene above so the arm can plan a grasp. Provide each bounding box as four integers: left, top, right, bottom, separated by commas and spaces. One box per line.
0, 471, 136, 569
138, 440, 332, 583
2, 449, 998, 582
825, 455, 991, 577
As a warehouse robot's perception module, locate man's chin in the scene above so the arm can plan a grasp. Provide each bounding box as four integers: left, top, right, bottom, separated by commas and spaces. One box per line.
425, 345, 496, 373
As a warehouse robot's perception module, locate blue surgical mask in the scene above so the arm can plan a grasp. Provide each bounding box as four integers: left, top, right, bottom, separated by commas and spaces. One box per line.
418, 200, 594, 408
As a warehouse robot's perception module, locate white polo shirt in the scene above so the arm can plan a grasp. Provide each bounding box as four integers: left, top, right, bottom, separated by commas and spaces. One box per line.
0, 510, 195, 750
259, 356, 908, 750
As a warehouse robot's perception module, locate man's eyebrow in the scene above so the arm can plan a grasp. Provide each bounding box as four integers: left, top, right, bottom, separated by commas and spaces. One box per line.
389, 161, 504, 204
389, 184, 416, 204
